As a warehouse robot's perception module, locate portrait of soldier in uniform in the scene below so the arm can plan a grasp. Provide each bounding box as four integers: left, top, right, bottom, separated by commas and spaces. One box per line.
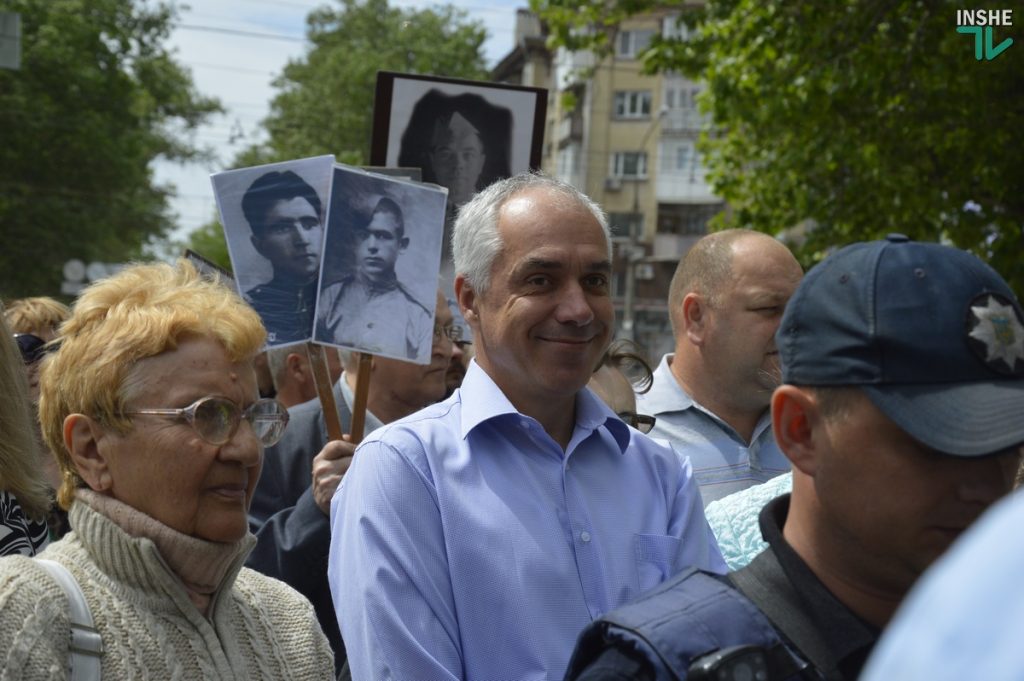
317, 196, 433, 360
213, 156, 335, 348
240, 170, 324, 344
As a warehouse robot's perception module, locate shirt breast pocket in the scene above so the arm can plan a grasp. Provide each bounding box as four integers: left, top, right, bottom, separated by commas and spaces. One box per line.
633, 533, 682, 594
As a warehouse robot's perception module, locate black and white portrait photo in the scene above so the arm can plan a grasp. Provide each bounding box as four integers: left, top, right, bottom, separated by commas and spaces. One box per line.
211, 155, 334, 348
371, 73, 546, 270
314, 164, 446, 364
398, 90, 512, 210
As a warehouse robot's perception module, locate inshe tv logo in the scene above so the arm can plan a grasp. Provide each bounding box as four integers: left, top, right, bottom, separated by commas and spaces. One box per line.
957, 9, 1014, 60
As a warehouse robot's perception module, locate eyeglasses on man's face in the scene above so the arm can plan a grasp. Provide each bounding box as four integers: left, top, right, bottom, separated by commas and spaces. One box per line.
433, 324, 463, 344
125, 396, 289, 447
618, 411, 656, 434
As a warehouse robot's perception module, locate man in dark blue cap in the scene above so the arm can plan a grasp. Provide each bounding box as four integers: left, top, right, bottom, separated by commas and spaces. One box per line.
565, 235, 1024, 681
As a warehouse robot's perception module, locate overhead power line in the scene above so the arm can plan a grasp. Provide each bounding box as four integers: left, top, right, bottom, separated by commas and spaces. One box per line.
177, 23, 307, 43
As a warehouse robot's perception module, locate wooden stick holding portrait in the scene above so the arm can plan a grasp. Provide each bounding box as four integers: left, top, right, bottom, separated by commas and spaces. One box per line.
313, 163, 447, 441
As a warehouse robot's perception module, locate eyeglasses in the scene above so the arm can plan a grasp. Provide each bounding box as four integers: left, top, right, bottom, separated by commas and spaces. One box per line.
433, 324, 463, 344
618, 411, 656, 434
14, 333, 48, 365
126, 396, 289, 447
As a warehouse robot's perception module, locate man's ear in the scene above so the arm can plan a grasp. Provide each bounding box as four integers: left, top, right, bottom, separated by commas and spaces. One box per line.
398, 237, 410, 250
682, 292, 707, 345
455, 275, 478, 325
64, 414, 114, 493
772, 385, 820, 476
286, 351, 310, 386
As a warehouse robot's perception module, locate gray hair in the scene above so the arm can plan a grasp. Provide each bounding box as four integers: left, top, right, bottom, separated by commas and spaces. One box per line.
452, 172, 610, 294
265, 345, 295, 392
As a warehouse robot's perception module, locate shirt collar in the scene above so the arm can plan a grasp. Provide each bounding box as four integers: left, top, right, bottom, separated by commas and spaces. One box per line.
458, 361, 630, 453
338, 371, 384, 433
646, 353, 773, 445
458, 361, 525, 439
576, 385, 631, 453
643, 353, 697, 412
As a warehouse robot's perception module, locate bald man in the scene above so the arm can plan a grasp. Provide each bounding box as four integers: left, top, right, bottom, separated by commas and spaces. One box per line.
639, 229, 803, 505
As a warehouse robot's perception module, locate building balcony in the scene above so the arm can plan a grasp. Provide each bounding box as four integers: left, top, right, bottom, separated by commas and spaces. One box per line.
556, 115, 584, 147
662, 108, 708, 132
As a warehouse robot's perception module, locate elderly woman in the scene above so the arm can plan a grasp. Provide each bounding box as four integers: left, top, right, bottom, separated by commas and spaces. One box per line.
0, 261, 334, 678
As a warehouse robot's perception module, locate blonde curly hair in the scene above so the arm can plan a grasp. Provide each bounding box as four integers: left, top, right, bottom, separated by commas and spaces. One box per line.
38, 260, 266, 510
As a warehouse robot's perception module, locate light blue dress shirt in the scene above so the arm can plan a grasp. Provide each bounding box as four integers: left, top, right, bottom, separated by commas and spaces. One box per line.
329, 361, 725, 681
637, 354, 790, 506
860, 489, 1024, 681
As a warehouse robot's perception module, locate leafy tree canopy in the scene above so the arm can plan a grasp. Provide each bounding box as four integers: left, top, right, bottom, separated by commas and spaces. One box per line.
533, 0, 1024, 294
187, 0, 490, 264
234, 0, 489, 167
0, 0, 221, 300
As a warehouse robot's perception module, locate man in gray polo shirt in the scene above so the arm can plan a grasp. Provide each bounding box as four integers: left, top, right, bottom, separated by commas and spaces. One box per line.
639, 229, 803, 505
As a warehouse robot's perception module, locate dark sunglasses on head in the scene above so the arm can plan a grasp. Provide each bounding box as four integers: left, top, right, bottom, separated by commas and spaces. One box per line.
14, 333, 48, 365
618, 411, 657, 434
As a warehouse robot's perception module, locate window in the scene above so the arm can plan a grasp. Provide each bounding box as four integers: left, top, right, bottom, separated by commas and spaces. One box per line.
557, 144, 581, 177
664, 84, 700, 111
616, 29, 654, 59
614, 91, 652, 119
657, 203, 723, 236
611, 152, 648, 179
608, 212, 642, 240
662, 15, 693, 41
675, 142, 693, 171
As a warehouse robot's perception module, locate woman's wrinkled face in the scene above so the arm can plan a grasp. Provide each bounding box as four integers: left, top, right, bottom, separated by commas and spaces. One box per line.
99, 336, 262, 543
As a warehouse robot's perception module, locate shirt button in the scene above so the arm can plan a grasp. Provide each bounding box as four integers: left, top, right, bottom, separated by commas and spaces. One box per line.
580, 531, 591, 543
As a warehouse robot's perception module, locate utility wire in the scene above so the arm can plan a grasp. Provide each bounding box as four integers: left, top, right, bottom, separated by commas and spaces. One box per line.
177, 23, 308, 43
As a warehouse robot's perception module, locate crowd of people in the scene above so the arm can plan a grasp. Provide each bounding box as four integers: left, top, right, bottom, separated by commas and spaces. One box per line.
1, 171, 1023, 680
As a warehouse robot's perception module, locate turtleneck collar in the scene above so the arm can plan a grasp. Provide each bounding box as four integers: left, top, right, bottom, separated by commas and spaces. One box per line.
75, 489, 255, 615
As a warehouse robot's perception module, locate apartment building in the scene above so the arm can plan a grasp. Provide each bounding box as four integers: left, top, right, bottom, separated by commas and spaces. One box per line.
493, 9, 724, 359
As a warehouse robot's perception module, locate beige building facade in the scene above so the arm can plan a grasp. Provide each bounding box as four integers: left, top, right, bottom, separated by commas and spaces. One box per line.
493, 9, 724, 359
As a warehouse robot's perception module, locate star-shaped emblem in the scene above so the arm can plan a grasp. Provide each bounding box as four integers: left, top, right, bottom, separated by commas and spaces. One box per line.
968, 294, 1024, 374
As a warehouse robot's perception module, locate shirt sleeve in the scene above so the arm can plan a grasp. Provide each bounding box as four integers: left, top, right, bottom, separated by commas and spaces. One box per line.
329, 437, 463, 681
667, 456, 728, 575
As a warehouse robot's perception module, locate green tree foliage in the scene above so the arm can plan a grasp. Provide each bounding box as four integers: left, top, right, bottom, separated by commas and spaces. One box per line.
534, 0, 1024, 293
236, 0, 490, 167
0, 0, 221, 299
184, 219, 233, 274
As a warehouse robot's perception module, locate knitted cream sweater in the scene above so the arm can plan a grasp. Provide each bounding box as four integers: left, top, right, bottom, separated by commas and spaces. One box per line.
0, 492, 334, 680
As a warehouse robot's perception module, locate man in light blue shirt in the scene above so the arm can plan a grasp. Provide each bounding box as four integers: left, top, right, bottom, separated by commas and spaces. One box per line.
638, 230, 802, 505
329, 173, 724, 681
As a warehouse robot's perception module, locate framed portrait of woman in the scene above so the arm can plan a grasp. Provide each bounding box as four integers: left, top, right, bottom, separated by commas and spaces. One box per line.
370, 72, 547, 270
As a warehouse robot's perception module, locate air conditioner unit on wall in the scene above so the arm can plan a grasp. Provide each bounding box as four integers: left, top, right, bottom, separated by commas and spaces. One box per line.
604, 177, 622, 191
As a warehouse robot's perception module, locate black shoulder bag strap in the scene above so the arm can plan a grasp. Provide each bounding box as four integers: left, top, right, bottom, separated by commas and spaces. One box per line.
730, 552, 840, 681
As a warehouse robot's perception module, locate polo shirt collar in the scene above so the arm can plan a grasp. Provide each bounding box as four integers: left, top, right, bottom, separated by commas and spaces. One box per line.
643, 353, 697, 413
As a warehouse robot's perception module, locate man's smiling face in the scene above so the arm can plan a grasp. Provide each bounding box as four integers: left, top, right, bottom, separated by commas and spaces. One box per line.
461, 187, 613, 412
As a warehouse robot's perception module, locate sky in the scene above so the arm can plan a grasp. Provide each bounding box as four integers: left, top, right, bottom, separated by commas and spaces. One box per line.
153, 0, 522, 245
